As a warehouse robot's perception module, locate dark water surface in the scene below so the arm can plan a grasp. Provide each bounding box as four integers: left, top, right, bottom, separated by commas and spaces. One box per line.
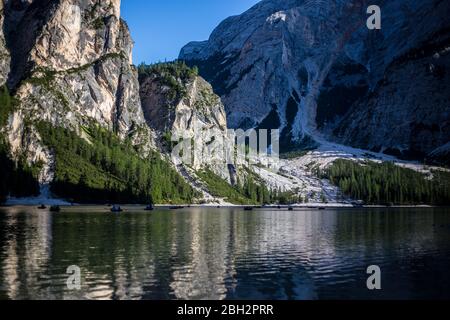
0, 207, 449, 300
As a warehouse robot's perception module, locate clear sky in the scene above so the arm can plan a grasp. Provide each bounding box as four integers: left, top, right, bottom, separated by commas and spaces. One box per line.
121, 0, 260, 64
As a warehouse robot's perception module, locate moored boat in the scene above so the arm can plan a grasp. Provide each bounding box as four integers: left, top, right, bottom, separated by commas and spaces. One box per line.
111, 205, 123, 213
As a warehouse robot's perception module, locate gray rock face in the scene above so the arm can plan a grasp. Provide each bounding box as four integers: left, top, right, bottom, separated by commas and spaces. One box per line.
0, 0, 10, 85
139, 66, 232, 182
180, 0, 450, 160
4, 0, 127, 88
333, 44, 450, 159
1, 0, 153, 180
180, 0, 307, 132
140, 71, 227, 139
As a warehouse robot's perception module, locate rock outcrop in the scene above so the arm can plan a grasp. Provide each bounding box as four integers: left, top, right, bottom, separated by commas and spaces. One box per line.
1, 0, 153, 177
139, 64, 227, 143
0, 0, 10, 85
138, 62, 233, 183
180, 0, 450, 161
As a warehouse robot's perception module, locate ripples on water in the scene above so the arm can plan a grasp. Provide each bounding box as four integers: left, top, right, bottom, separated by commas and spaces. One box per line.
0, 207, 449, 300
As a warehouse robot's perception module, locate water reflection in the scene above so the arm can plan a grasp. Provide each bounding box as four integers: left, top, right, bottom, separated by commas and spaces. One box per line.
0, 207, 449, 300
0, 208, 53, 299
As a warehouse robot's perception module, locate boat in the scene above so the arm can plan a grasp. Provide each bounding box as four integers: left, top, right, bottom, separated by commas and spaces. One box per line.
111, 205, 123, 213
244, 207, 253, 211
288, 207, 294, 211
145, 204, 154, 211
50, 205, 61, 212
37, 204, 47, 210
319, 207, 326, 210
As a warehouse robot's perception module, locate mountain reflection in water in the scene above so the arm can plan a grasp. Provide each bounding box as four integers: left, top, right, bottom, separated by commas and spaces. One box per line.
0, 207, 449, 300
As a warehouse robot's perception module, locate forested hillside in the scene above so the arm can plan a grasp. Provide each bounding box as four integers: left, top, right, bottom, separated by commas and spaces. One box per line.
36, 123, 199, 204
320, 160, 450, 205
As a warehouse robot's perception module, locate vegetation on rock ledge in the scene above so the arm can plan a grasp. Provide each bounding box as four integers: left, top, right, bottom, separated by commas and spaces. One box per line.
138, 61, 199, 101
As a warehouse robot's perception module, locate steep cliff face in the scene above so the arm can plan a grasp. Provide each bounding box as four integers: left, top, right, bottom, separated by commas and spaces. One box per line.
0, 0, 154, 192
139, 64, 227, 143
0, 0, 10, 85
333, 41, 450, 160
180, 0, 369, 139
180, 0, 450, 160
4, 0, 126, 87
138, 62, 233, 186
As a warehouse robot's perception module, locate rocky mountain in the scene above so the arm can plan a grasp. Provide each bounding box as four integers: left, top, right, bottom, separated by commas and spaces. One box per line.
1, 0, 448, 205
0, 0, 183, 204
0, 0, 153, 185
0, 0, 265, 205
180, 0, 450, 162
138, 62, 243, 199
137, 62, 305, 205
138, 63, 230, 169
139, 63, 226, 147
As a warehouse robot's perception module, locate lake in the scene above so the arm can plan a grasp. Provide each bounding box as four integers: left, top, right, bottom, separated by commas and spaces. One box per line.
0, 206, 449, 300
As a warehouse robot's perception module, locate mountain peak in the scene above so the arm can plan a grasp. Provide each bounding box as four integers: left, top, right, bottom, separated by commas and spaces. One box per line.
180, 0, 450, 161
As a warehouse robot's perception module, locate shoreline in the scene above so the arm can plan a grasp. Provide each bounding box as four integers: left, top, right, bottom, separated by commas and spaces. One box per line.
0, 204, 446, 210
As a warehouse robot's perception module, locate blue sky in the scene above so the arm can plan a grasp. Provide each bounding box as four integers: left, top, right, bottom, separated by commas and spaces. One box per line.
121, 0, 260, 64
